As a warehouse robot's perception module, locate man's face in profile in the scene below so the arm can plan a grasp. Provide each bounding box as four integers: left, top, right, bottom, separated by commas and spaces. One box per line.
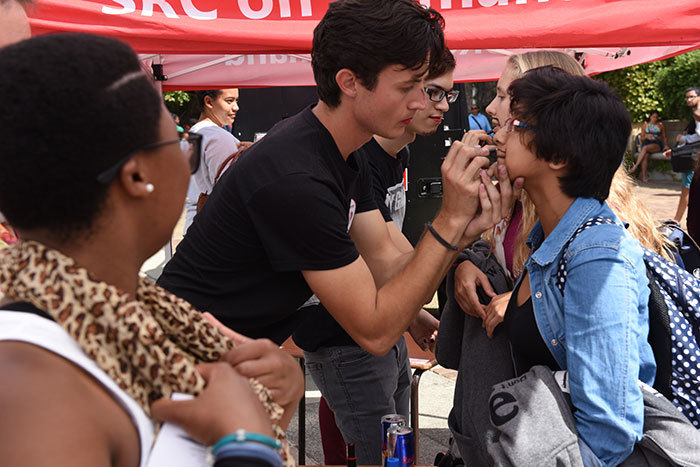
0, 0, 31, 49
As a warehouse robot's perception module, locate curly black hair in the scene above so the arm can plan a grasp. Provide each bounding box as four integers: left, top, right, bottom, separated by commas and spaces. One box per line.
312, 0, 445, 108
0, 33, 162, 237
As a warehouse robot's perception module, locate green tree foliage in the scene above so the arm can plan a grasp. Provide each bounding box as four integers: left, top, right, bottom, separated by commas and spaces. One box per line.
596, 49, 700, 122
163, 91, 191, 116
657, 50, 700, 119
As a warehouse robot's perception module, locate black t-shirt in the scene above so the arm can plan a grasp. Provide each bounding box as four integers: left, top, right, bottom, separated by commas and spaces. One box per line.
503, 279, 560, 376
292, 138, 408, 351
366, 138, 409, 229
158, 106, 375, 344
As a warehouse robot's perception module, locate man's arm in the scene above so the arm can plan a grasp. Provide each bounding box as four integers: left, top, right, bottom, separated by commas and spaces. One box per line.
304, 138, 513, 355
349, 209, 413, 287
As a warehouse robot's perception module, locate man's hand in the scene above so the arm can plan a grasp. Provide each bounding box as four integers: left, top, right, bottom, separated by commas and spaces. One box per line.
483, 292, 512, 338
203, 313, 304, 409
408, 309, 439, 352
151, 363, 275, 446
453, 260, 496, 320
463, 129, 495, 151
438, 133, 491, 241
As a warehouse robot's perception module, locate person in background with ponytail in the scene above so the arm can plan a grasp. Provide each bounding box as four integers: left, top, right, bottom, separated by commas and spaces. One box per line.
185, 89, 248, 232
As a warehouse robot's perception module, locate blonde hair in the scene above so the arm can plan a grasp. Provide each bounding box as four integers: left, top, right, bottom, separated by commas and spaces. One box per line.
502, 52, 587, 276
491, 51, 672, 276
507, 51, 586, 79
607, 169, 674, 260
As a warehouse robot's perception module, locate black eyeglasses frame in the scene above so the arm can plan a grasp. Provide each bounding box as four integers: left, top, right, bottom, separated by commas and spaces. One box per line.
424, 87, 460, 104
96, 133, 202, 184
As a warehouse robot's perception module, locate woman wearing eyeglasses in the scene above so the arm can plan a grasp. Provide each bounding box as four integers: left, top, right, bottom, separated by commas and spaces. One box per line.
0, 33, 302, 467
491, 66, 656, 466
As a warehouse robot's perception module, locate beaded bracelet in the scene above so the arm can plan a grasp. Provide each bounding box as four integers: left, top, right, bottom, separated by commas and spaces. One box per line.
426, 222, 459, 251
212, 429, 282, 455
214, 441, 283, 467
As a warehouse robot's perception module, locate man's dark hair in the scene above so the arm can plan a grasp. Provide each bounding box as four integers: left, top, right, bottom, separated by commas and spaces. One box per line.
685, 86, 700, 96
509, 66, 631, 201
427, 48, 456, 80
0, 33, 162, 237
312, 0, 445, 108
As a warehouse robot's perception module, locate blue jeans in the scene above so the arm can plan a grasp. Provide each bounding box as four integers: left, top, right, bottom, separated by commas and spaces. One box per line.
304, 337, 411, 464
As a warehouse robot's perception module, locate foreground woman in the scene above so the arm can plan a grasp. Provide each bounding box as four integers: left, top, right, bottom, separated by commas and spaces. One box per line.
0, 33, 302, 467
492, 66, 655, 466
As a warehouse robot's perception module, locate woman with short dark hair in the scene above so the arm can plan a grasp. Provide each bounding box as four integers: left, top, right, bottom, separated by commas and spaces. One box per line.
492, 66, 656, 466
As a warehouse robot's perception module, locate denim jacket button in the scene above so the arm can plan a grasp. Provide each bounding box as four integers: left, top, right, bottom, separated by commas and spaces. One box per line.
551, 339, 558, 346
535, 292, 542, 299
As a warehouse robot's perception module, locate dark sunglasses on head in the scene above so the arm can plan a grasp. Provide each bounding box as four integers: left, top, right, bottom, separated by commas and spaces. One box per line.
96, 133, 203, 184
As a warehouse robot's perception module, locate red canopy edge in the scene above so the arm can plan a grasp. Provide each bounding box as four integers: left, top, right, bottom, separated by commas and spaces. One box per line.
29, 0, 700, 54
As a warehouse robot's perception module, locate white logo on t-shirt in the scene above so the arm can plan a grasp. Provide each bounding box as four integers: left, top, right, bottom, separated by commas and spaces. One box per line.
347, 199, 356, 232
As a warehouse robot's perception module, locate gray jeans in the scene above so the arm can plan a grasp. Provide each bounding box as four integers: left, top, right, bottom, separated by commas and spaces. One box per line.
304, 337, 411, 464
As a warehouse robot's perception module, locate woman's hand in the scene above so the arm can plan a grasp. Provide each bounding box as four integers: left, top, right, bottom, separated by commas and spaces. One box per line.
151, 362, 274, 446
204, 313, 304, 409
482, 292, 512, 338
408, 308, 439, 352
453, 260, 496, 319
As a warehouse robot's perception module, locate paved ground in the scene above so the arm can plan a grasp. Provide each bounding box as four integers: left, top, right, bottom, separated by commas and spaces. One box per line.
142, 177, 687, 466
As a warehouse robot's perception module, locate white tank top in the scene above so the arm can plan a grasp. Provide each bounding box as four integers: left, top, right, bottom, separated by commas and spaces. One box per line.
0, 311, 154, 467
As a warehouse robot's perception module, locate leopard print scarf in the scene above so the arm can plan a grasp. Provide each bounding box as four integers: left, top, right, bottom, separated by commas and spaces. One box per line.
0, 240, 293, 465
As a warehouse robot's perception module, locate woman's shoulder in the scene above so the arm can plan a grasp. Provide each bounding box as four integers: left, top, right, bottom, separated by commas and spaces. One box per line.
0, 341, 140, 466
568, 220, 645, 271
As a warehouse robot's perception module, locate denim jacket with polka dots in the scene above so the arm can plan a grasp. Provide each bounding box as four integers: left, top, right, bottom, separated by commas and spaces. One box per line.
520, 197, 657, 467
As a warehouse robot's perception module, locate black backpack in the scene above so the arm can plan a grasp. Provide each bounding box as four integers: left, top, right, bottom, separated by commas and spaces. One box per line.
558, 218, 700, 428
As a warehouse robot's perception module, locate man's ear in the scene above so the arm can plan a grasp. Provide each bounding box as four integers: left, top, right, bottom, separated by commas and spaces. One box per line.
117, 157, 154, 198
335, 68, 358, 100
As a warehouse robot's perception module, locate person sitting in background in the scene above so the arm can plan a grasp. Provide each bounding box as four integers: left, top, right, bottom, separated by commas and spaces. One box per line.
0, 33, 303, 467
628, 110, 668, 183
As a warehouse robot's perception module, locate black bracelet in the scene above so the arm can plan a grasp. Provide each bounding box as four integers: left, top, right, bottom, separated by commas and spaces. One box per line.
426, 222, 459, 251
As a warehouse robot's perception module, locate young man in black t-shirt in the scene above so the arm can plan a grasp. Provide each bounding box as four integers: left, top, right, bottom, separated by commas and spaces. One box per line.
159, 1, 517, 461
294, 50, 461, 462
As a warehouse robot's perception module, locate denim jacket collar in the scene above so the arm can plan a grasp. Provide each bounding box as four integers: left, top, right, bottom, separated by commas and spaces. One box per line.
526, 197, 607, 267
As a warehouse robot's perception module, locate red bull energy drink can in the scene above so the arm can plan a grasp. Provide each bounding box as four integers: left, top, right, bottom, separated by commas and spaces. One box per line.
388, 426, 415, 467
381, 414, 406, 466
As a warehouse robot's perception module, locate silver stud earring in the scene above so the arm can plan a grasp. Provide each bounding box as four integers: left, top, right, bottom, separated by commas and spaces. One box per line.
145, 183, 155, 193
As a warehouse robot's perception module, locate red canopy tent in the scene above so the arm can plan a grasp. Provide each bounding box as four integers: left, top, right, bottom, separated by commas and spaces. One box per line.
28, 0, 700, 89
